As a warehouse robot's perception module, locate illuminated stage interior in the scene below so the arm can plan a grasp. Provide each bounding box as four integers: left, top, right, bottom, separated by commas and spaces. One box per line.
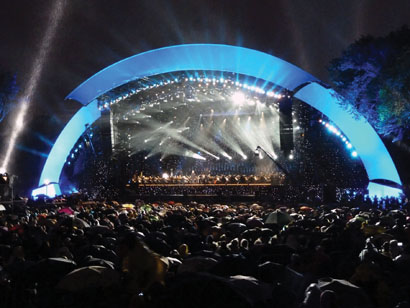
58, 71, 367, 199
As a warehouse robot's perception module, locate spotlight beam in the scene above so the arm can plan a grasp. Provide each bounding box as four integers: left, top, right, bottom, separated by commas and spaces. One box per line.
1, 0, 67, 172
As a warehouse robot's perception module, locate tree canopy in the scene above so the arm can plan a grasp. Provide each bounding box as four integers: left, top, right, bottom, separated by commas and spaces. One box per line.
328, 26, 410, 143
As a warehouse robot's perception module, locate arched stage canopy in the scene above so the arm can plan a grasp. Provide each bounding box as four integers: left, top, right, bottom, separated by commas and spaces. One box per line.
33, 44, 403, 198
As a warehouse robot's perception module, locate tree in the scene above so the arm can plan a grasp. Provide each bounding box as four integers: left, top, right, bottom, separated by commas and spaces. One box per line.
0, 69, 18, 122
328, 26, 410, 143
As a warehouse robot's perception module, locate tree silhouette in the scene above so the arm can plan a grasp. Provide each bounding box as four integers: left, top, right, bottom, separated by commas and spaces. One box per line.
328, 26, 410, 143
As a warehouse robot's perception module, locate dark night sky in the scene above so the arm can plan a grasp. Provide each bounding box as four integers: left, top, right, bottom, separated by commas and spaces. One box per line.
0, 0, 409, 194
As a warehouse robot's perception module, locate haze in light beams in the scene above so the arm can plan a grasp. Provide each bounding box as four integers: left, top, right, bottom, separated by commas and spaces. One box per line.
0, 0, 67, 173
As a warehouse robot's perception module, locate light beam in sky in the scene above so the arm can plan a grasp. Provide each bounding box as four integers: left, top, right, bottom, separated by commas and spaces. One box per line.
1, 0, 67, 172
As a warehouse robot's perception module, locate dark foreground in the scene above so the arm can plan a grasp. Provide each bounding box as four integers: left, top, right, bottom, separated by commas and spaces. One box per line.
0, 195, 409, 308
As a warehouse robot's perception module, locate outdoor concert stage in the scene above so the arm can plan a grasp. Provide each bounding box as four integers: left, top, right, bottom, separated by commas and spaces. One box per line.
32, 45, 402, 199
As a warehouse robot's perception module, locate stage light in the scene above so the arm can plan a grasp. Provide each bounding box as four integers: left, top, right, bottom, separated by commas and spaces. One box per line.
231, 92, 246, 105
193, 153, 206, 160
347, 143, 352, 149
0, 167, 6, 174
289, 154, 294, 160
242, 155, 247, 160
162, 173, 169, 179
351, 151, 358, 157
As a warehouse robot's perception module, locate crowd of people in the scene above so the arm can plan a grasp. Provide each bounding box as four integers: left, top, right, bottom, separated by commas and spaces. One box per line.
1, 194, 409, 308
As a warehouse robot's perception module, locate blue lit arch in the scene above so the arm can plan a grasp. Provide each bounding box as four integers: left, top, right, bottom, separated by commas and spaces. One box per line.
33, 44, 402, 198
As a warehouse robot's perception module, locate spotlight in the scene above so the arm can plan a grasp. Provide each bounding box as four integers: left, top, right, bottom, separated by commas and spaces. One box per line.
0, 167, 6, 174
162, 173, 169, 179
347, 143, 352, 149
351, 151, 358, 157
193, 153, 206, 160
231, 92, 246, 105
289, 154, 294, 160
